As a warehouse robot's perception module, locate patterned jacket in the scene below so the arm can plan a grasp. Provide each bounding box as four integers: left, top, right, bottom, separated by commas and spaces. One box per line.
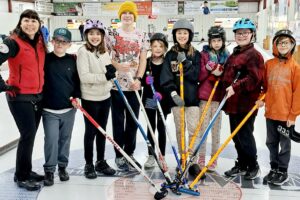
222, 43, 265, 114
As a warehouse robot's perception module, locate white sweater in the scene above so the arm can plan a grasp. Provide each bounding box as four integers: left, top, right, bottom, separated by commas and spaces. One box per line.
77, 46, 112, 101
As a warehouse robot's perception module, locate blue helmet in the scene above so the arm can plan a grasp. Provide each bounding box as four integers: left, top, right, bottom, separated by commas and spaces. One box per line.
233, 18, 256, 32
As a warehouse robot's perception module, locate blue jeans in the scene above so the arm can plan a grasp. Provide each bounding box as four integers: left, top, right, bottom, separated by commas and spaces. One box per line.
42, 109, 76, 173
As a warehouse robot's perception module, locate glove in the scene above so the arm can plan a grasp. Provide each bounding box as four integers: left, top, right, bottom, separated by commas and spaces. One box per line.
177, 52, 186, 63
145, 75, 154, 85
6, 86, 19, 97
153, 92, 162, 101
211, 64, 224, 76
105, 64, 116, 80
171, 91, 184, 107
205, 61, 217, 71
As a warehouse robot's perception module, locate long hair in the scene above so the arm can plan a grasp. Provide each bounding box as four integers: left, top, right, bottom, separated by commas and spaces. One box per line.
84, 30, 106, 55
171, 43, 196, 57
12, 9, 47, 52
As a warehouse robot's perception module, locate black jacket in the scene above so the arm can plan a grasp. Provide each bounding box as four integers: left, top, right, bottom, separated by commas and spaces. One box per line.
160, 47, 200, 107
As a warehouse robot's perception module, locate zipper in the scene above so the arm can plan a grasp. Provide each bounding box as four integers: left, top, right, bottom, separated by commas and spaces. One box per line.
18, 64, 22, 84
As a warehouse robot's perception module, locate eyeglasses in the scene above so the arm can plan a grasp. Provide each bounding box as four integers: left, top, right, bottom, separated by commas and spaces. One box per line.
235, 32, 252, 37
277, 41, 291, 47
54, 39, 70, 45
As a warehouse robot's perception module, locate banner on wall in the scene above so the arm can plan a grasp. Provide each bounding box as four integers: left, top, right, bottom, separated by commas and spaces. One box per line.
210, 0, 238, 14
184, 1, 202, 15
152, 2, 178, 16
135, 1, 152, 16
53, 3, 83, 16
82, 3, 101, 16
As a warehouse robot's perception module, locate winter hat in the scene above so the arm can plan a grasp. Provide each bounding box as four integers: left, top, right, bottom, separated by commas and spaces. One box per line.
118, 1, 138, 22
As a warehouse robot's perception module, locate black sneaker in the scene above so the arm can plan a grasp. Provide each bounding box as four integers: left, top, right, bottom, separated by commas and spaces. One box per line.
17, 179, 41, 191
58, 167, 69, 181
224, 162, 247, 177
263, 169, 277, 183
95, 160, 116, 175
84, 164, 97, 179
14, 171, 44, 182
270, 171, 289, 186
44, 172, 54, 186
128, 155, 142, 169
244, 165, 261, 180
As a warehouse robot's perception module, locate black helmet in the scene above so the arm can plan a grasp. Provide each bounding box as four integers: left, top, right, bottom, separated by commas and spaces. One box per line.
208, 26, 226, 40
150, 33, 168, 49
273, 29, 296, 54
172, 19, 194, 44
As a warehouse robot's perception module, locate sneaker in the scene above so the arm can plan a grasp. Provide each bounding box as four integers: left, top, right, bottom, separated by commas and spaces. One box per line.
263, 169, 277, 183
208, 160, 217, 172
95, 160, 116, 175
58, 167, 69, 181
129, 155, 142, 169
115, 157, 129, 171
244, 165, 261, 180
44, 172, 54, 186
224, 161, 247, 177
84, 164, 97, 179
144, 155, 156, 169
270, 171, 289, 186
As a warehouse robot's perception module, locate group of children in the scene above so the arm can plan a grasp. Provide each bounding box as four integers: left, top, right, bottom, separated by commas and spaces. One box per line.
0, 0, 299, 191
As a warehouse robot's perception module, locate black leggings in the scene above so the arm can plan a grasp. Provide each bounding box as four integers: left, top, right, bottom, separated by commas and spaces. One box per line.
82, 98, 111, 164
145, 108, 167, 156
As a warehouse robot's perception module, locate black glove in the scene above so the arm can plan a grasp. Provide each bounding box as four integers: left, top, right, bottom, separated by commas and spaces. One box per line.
105, 64, 116, 81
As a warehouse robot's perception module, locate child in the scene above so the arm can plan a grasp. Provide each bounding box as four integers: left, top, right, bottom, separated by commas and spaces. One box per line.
160, 19, 200, 170
106, 1, 149, 171
77, 19, 116, 179
197, 26, 230, 171
258, 29, 300, 185
222, 18, 264, 180
42, 28, 81, 186
142, 33, 171, 168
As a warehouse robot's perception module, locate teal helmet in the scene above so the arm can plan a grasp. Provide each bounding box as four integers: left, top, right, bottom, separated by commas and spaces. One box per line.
233, 18, 256, 32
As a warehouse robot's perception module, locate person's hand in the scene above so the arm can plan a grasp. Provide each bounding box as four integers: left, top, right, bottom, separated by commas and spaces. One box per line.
256, 100, 264, 107
105, 64, 116, 80
211, 64, 224, 76
287, 120, 295, 127
1, 84, 19, 97
225, 86, 235, 99
145, 75, 154, 85
171, 91, 184, 107
205, 61, 217, 71
118, 62, 131, 72
71, 98, 80, 108
153, 92, 162, 101
130, 79, 141, 91
177, 52, 186, 63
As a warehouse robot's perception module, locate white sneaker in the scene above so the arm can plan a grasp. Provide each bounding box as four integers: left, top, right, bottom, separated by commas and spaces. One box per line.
144, 155, 156, 169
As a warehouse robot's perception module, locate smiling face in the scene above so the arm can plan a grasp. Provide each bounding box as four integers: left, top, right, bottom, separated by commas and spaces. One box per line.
121, 11, 135, 25
234, 28, 253, 47
276, 37, 293, 56
175, 29, 189, 47
20, 17, 40, 39
87, 29, 103, 47
151, 40, 166, 58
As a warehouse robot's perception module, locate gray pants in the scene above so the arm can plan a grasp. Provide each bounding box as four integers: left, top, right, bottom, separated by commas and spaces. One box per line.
266, 118, 291, 170
42, 109, 76, 173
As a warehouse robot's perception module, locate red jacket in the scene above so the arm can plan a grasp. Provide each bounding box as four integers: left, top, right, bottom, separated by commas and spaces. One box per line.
222, 44, 264, 114
7, 35, 45, 94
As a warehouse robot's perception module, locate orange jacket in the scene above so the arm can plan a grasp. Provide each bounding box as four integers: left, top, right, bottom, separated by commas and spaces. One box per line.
264, 44, 300, 121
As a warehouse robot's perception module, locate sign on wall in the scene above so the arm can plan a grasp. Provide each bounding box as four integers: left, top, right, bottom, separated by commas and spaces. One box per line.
210, 0, 238, 14
82, 3, 101, 16
53, 3, 83, 16
152, 2, 178, 16
184, 1, 202, 15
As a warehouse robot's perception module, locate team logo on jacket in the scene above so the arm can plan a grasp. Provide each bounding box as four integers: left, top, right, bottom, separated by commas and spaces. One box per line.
171, 61, 179, 72
0, 44, 9, 54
